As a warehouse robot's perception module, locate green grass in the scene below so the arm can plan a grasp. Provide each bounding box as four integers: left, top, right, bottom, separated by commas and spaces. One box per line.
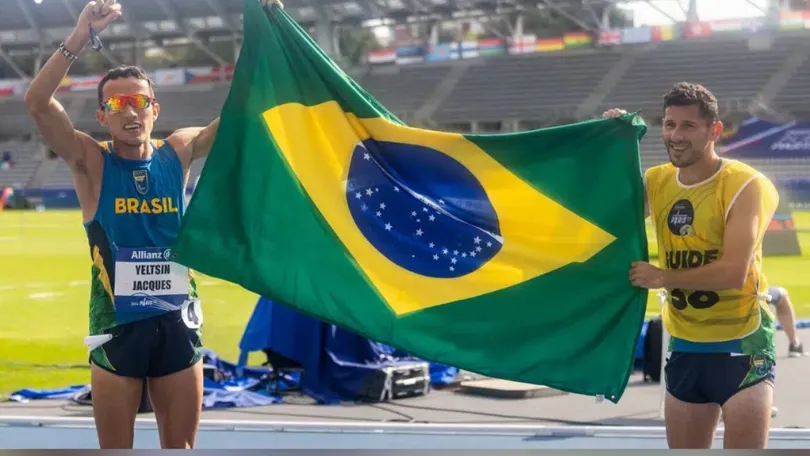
0, 210, 260, 396
0, 209, 808, 396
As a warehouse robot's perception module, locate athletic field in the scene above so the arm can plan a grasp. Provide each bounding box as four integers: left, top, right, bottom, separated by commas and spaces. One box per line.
1, 209, 808, 396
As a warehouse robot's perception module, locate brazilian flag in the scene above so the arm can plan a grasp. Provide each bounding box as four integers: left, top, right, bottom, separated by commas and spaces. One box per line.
173, 0, 650, 402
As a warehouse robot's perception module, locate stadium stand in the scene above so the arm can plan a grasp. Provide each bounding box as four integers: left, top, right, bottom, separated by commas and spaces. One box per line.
357, 65, 455, 122
772, 53, 810, 118
0, 140, 40, 188
288, 32, 810, 127
600, 33, 810, 117
44, 160, 74, 189
638, 127, 665, 169
0, 99, 32, 137
433, 50, 620, 122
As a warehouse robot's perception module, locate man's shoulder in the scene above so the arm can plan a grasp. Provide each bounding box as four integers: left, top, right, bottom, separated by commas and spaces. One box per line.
644, 163, 676, 183
722, 158, 767, 179
152, 138, 171, 151
721, 160, 780, 215
721, 159, 777, 191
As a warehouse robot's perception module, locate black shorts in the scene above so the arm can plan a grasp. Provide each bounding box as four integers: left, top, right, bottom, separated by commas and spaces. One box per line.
89, 310, 204, 378
665, 352, 775, 406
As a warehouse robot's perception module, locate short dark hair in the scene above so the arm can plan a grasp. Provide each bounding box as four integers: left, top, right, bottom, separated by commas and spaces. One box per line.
97, 65, 155, 106
663, 82, 719, 123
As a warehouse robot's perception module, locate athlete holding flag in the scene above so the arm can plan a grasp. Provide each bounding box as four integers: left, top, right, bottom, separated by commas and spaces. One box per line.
604, 82, 779, 449
24, 0, 282, 449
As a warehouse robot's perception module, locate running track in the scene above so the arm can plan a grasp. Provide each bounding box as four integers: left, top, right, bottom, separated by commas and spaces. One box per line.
1, 417, 809, 449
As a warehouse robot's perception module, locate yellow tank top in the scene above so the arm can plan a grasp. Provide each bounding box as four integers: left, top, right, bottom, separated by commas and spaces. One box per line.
645, 159, 779, 344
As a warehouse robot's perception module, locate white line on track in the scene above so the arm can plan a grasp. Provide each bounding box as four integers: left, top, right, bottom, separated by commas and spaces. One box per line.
0, 416, 809, 440
0, 281, 88, 293
27, 292, 63, 300
0, 223, 74, 229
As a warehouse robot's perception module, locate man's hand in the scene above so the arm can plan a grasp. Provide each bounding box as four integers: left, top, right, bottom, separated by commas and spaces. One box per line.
604, 106, 649, 217
602, 108, 628, 119
262, 0, 285, 8
24, 0, 122, 175
77, 0, 122, 36
630, 261, 665, 289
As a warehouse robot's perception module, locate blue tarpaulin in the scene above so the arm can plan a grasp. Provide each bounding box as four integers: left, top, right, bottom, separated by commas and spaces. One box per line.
200, 349, 282, 408
238, 297, 460, 404
5, 350, 281, 409
7, 385, 89, 402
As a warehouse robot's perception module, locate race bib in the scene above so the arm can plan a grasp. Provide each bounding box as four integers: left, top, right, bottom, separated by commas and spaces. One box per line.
181, 299, 204, 329
113, 247, 190, 315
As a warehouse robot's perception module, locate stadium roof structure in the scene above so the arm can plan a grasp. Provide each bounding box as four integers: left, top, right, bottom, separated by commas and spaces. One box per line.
0, 0, 665, 33
0, 0, 731, 78
0, 0, 658, 31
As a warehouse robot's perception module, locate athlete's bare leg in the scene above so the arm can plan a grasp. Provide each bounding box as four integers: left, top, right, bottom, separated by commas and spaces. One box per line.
721, 380, 773, 449
147, 361, 204, 449
773, 288, 802, 349
664, 392, 721, 449
90, 364, 144, 449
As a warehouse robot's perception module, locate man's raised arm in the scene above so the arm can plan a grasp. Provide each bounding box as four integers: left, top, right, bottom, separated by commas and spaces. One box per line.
167, 118, 220, 173
24, 0, 121, 169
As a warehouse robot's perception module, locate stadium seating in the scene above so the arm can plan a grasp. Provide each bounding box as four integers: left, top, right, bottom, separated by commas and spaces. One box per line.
356, 65, 454, 121
0, 99, 32, 137
3, 31, 810, 190
434, 50, 619, 123
0, 140, 41, 188
43, 160, 74, 189
639, 127, 667, 170
772, 52, 810, 118
342, 32, 810, 124
600, 33, 808, 116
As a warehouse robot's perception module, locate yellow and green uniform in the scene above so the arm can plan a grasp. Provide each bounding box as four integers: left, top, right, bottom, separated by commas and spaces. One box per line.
646, 158, 779, 404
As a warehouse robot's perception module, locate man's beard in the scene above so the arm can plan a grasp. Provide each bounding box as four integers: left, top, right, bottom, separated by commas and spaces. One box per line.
666, 141, 705, 168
